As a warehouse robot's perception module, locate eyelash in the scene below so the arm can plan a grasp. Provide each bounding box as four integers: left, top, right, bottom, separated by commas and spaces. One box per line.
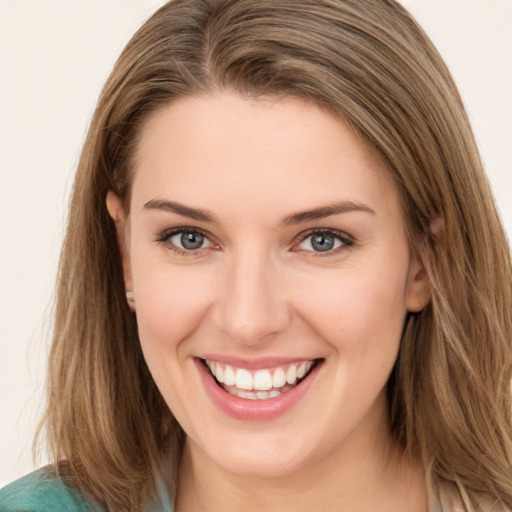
292, 228, 354, 256
154, 227, 354, 257
154, 227, 216, 257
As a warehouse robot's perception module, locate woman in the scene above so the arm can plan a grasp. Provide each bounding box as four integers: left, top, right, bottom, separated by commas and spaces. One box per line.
1, 0, 511, 510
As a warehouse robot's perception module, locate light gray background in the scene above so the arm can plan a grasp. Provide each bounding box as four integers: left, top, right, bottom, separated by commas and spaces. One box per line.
1, 0, 511, 487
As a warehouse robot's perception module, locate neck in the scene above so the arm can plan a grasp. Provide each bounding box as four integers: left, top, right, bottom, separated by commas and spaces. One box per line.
175, 408, 428, 512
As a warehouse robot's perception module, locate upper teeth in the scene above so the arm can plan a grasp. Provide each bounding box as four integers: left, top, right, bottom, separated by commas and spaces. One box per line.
205, 359, 314, 391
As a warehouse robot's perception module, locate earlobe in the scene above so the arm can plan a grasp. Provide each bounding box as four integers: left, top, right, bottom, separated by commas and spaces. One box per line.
405, 252, 431, 313
106, 191, 134, 303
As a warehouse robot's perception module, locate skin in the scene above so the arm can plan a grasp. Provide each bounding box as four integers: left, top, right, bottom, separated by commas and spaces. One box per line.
107, 92, 431, 512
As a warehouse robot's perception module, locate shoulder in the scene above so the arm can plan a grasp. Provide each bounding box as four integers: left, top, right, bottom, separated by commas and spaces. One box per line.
0, 468, 104, 511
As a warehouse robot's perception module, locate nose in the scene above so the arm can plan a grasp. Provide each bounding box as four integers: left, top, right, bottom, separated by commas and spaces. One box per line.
212, 247, 291, 346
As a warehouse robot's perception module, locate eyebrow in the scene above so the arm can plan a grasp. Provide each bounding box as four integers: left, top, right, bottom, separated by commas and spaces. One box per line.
143, 199, 375, 225
144, 199, 218, 223
280, 201, 376, 226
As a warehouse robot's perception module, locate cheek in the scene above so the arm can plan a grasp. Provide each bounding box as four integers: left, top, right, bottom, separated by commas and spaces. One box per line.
130, 258, 214, 424
291, 264, 409, 355
130, 250, 214, 358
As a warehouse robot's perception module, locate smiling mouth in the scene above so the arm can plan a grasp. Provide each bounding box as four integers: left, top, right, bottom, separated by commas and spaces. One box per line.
202, 359, 321, 400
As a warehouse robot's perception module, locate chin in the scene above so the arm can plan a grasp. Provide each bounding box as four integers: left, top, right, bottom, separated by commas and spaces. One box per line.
215, 453, 307, 479
195, 431, 317, 479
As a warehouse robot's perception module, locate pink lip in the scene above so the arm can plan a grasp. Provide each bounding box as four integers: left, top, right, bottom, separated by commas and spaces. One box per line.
195, 357, 322, 420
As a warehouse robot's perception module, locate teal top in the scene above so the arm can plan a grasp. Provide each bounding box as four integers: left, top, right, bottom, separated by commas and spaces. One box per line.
0, 469, 174, 511
2, 468, 475, 512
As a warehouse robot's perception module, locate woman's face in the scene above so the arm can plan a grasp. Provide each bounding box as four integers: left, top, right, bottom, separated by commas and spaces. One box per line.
108, 93, 429, 478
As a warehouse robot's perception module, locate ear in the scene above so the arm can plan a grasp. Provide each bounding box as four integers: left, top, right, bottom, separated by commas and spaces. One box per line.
405, 250, 431, 313
106, 191, 133, 304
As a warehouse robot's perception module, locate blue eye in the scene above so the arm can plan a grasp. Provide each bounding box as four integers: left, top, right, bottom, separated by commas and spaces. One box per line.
157, 228, 215, 252
297, 230, 349, 253
173, 230, 205, 250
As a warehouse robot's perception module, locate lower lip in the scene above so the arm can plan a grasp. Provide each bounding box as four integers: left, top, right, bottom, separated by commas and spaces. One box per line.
196, 358, 321, 420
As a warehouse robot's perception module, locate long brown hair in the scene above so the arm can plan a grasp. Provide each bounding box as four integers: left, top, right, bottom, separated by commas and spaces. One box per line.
37, 0, 512, 510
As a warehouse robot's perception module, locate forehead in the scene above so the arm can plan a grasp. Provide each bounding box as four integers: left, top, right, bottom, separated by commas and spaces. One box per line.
130, 93, 400, 222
